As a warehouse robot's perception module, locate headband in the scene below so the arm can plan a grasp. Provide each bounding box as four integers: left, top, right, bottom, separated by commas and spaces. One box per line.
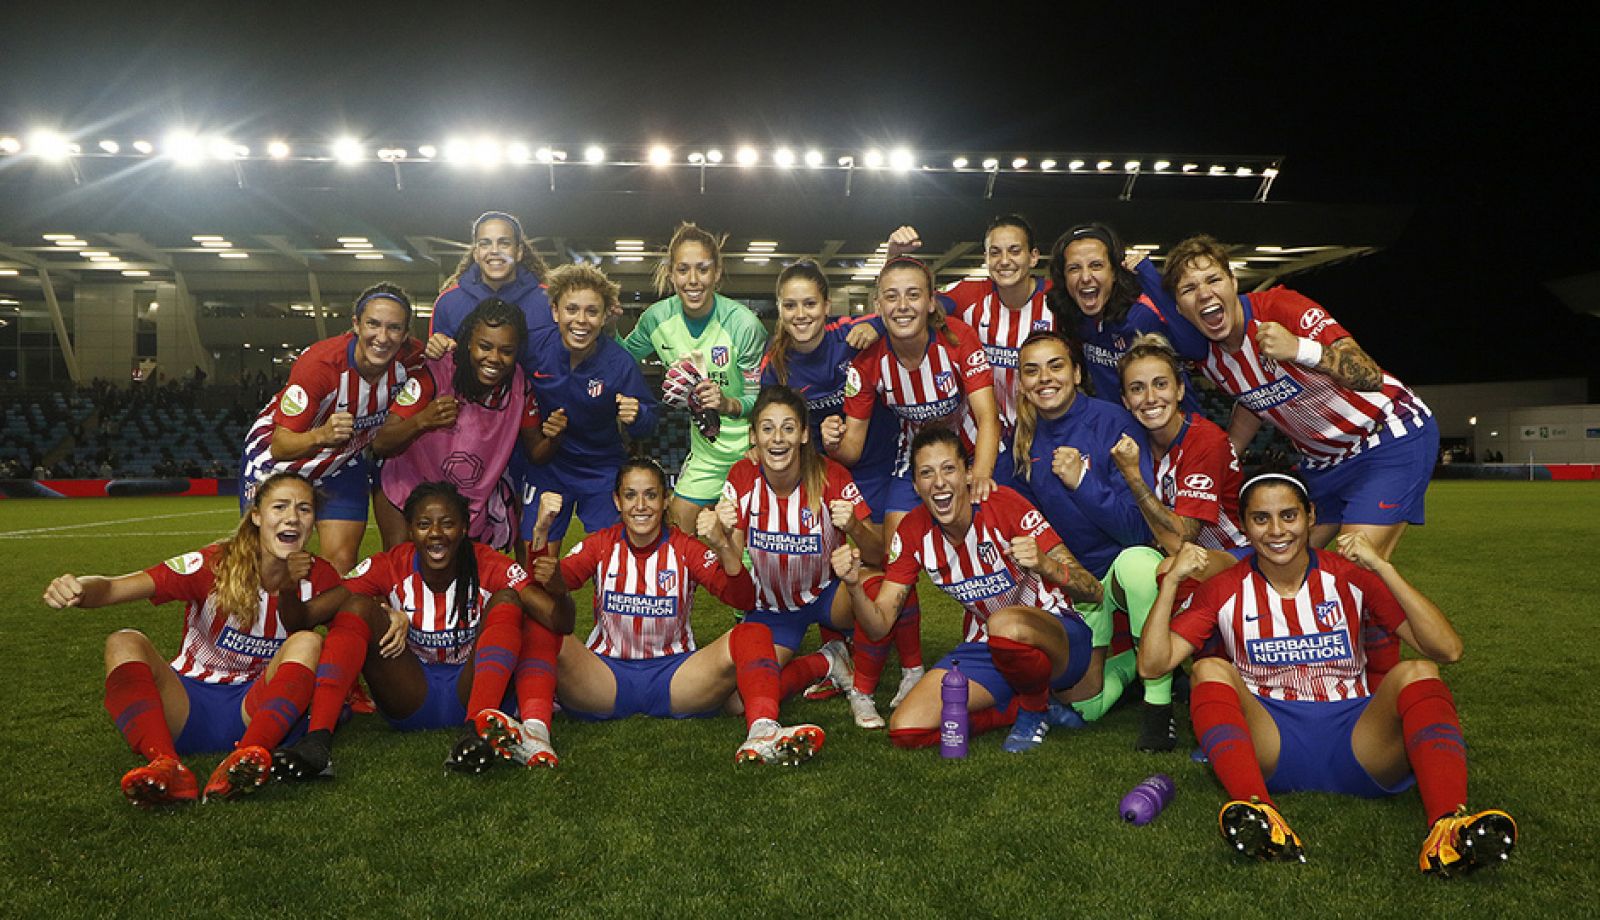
355, 290, 410, 314
1067, 225, 1122, 261
473, 210, 524, 241
1240, 472, 1309, 501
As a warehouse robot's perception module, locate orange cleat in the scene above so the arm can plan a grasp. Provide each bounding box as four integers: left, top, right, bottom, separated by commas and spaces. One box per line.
204, 745, 272, 802
120, 756, 199, 808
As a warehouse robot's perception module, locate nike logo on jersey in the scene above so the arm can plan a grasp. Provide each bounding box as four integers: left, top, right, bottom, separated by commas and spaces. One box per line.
533, 371, 554, 379
1378, 501, 1399, 509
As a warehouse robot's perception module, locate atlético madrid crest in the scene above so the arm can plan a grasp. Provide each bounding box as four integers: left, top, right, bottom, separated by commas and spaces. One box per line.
658, 569, 678, 592
1314, 600, 1345, 629
710, 346, 730, 367
977, 542, 998, 566
588, 378, 604, 398
935, 372, 956, 396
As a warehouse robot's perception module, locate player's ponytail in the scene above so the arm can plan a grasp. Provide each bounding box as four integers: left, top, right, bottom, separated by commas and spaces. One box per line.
215, 472, 320, 629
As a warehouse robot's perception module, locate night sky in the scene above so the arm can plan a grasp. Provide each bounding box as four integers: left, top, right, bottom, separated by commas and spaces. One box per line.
2, 2, 1593, 388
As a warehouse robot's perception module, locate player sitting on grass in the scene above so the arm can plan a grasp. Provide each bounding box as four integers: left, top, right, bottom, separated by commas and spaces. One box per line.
1137, 473, 1516, 876
272, 481, 569, 778
42, 472, 339, 806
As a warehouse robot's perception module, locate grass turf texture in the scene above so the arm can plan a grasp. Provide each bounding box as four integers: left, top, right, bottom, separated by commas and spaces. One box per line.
1, 480, 1594, 917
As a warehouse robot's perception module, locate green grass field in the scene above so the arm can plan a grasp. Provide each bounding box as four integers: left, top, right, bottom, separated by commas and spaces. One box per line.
2, 481, 1596, 917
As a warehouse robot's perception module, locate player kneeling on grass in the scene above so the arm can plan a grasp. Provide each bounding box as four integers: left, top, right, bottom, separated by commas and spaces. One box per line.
273, 481, 570, 779
42, 472, 340, 806
526, 458, 825, 766
1137, 473, 1515, 876
836, 427, 1102, 754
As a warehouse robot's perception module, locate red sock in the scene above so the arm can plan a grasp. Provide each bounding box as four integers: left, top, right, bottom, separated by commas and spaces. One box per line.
730, 622, 781, 727
308, 610, 371, 734
465, 601, 524, 720
514, 618, 563, 726
893, 589, 923, 668
854, 576, 894, 693
104, 661, 176, 761
818, 625, 846, 647
889, 726, 937, 748
239, 662, 314, 749
972, 698, 1021, 735
988, 636, 1052, 712
1398, 678, 1468, 823
779, 652, 829, 700
1191, 681, 1272, 806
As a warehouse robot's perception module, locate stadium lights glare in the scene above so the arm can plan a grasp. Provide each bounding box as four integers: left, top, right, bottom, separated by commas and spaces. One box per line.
1097, 160, 1113, 171
584, 145, 605, 163
209, 137, 244, 160
28, 130, 74, 161
1012, 157, 1028, 169
164, 132, 202, 164
473, 138, 502, 166
951, 156, 968, 169
804, 149, 823, 167
332, 137, 364, 164
1124, 160, 1140, 172
1182, 163, 1199, 172
416, 144, 438, 159
648, 145, 672, 166
132, 139, 153, 155
1209, 165, 1226, 175
377, 147, 407, 161
1039, 159, 1056, 171
889, 148, 914, 171
98, 139, 120, 154
267, 140, 290, 159
981, 157, 999, 170
736, 146, 758, 166
863, 149, 884, 169
837, 155, 853, 167
1154, 159, 1171, 171
1069, 159, 1085, 171
535, 146, 553, 163
705, 149, 723, 164
688, 151, 705, 164
443, 139, 471, 164
0, 136, 20, 154
507, 143, 531, 164
773, 148, 795, 167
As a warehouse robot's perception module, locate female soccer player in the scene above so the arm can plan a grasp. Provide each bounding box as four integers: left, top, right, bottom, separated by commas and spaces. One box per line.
430, 210, 553, 353
1046, 223, 1204, 413
1011, 330, 1177, 751
42, 472, 341, 806
374, 298, 556, 552
1137, 474, 1515, 875
238, 282, 423, 574
1111, 333, 1247, 554
760, 261, 918, 709
836, 428, 1099, 753
616, 223, 767, 534
272, 482, 570, 777
1162, 234, 1441, 685
520, 263, 658, 553
527, 458, 825, 766
708, 386, 886, 728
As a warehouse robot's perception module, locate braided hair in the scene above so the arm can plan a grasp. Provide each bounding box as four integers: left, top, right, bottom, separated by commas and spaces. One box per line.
451, 297, 528, 403
402, 482, 478, 629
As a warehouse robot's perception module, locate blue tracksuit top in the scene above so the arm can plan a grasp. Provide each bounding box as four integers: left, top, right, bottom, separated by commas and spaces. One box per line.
430, 264, 554, 375
523, 326, 659, 490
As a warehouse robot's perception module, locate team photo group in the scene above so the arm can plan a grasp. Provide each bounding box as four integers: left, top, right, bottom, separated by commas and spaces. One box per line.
41, 208, 1516, 879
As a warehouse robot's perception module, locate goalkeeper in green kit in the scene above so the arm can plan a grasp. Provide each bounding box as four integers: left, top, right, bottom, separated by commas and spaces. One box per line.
618, 222, 768, 533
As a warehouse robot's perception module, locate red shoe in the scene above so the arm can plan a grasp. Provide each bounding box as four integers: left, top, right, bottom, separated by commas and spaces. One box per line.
120, 756, 199, 808
204, 745, 272, 801
345, 680, 377, 715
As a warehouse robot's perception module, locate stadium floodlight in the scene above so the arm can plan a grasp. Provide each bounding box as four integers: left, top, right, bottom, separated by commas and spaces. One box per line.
1012, 157, 1028, 169
121, 269, 150, 277
837, 154, 853, 167
28, 130, 74, 161
211, 137, 246, 160
218, 251, 249, 259
1235, 166, 1252, 176
688, 151, 704, 164
1209, 164, 1226, 175
268, 140, 290, 159
473, 138, 502, 166
132, 139, 154, 155
332, 137, 364, 164
416, 144, 438, 159
1262, 167, 1279, 177
1181, 162, 1198, 172
1153, 159, 1171, 171
981, 157, 999, 170
98, 139, 120, 154
0, 269, 18, 276
951, 156, 968, 169
584, 145, 605, 163
736, 146, 758, 166
534, 146, 553, 163
1069, 159, 1085, 171
1039, 159, 1056, 171
705, 148, 723, 164
377, 147, 407, 161
804, 149, 823, 167
506, 142, 531, 164
648, 145, 672, 166
889, 148, 914, 171
1096, 159, 1113, 171
43, 233, 76, 240
0, 136, 20, 154
444, 138, 472, 164
863, 149, 884, 168
1124, 159, 1140, 172
773, 147, 795, 167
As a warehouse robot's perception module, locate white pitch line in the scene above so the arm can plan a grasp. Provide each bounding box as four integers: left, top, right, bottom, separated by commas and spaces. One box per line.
0, 530, 235, 539
0, 508, 236, 537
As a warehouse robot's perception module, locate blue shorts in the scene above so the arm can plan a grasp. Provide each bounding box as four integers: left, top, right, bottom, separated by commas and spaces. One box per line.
521, 479, 620, 544
385, 661, 470, 731
1299, 416, 1438, 527
883, 475, 921, 516
1261, 695, 1415, 798
560, 652, 719, 721
853, 474, 893, 525
173, 672, 310, 754
745, 581, 842, 651
933, 612, 1093, 710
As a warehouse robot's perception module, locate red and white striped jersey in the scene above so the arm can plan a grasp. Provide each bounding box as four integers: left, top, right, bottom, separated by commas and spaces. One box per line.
723, 457, 870, 612
883, 486, 1078, 643
940, 278, 1054, 436
240, 333, 425, 491
1198, 289, 1430, 469
343, 542, 530, 666
1155, 413, 1247, 550
1170, 549, 1408, 702
145, 544, 343, 685
843, 316, 998, 477
558, 525, 756, 660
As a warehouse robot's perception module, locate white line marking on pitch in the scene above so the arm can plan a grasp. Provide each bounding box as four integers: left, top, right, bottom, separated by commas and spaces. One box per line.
0, 530, 235, 540
0, 508, 236, 537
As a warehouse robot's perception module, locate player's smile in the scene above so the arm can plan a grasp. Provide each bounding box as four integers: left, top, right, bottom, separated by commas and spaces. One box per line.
352, 297, 409, 375
408, 498, 465, 572
671, 241, 719, 318
468, 322, 519, 387
1244, 485, 1311, 571
1018, 338, 1080, 419
253, 480, 316, 561
472, 217, 520, 287
875, 265, 933, 345
986, 226, 1037, 292
778, 278, 828, 350
556, 289, 605, 359
1176, 257, 1243, 345
614, 469, 666, 546
755, 407, 807, 480
1121, 356, 1181, 434
913, 442, 972, 530
1062, 238, 1115, 318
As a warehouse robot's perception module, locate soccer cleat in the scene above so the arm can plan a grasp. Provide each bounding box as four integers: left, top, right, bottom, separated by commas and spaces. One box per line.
1219, 799, 1306, 863
1135, 701, 1179, 753
444, 730, 498, 775
1046, 697, 1087, 729
204, 745, 272, 801
890, 666, 925, 709
271, 729, 334, 782
817, 640, 854, 698
847, 689, 885, 730
803, 675, 844, 702
474, 709, 559, 769
1001, 708, 1051, 754
735, 719, 826, 766
1419, 807, 1517, 878
120, 756, 199, 808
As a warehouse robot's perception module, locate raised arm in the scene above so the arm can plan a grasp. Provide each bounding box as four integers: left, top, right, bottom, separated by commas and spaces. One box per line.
1337, 533, 1463, 664
43, 571, 157, 609
1137, 543, 1208, 680
1111, 433, 1200, 556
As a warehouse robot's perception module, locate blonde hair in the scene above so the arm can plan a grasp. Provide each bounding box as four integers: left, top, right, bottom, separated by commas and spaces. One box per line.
1011, 331, 1079, 482
653, 222, 727, 298
546, 262, 621, 315
1116, 332, 1183, 391
213, 473, 317, 629
442, 211, 550, 293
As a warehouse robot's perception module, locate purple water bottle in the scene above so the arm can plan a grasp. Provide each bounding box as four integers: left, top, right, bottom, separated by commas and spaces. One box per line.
1119, 774, 1176, 825
940, 662, 968, 759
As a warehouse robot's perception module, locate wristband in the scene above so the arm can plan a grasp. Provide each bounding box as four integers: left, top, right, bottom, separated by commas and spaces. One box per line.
1294, 336, 1324, 367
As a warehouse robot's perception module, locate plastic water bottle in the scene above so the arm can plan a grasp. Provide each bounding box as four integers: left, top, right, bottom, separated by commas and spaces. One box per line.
1119, 774, 1175, 825
939, 662, 968, 759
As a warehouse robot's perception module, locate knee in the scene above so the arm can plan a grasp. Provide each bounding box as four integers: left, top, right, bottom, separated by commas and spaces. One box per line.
984, 606, 1036, 644
1385, 658, 1440, 688
282, 629, 323, 664
1189, 656, 1239, 685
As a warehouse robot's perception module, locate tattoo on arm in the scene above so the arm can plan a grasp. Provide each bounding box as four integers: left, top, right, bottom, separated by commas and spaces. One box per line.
1316, 338, 1383, 391
1047, 545, 1104, 604
1126, 476, 1199, 549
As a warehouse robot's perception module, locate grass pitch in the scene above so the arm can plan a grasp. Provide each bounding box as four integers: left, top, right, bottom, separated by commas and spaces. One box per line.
1, 481, 1596, 917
